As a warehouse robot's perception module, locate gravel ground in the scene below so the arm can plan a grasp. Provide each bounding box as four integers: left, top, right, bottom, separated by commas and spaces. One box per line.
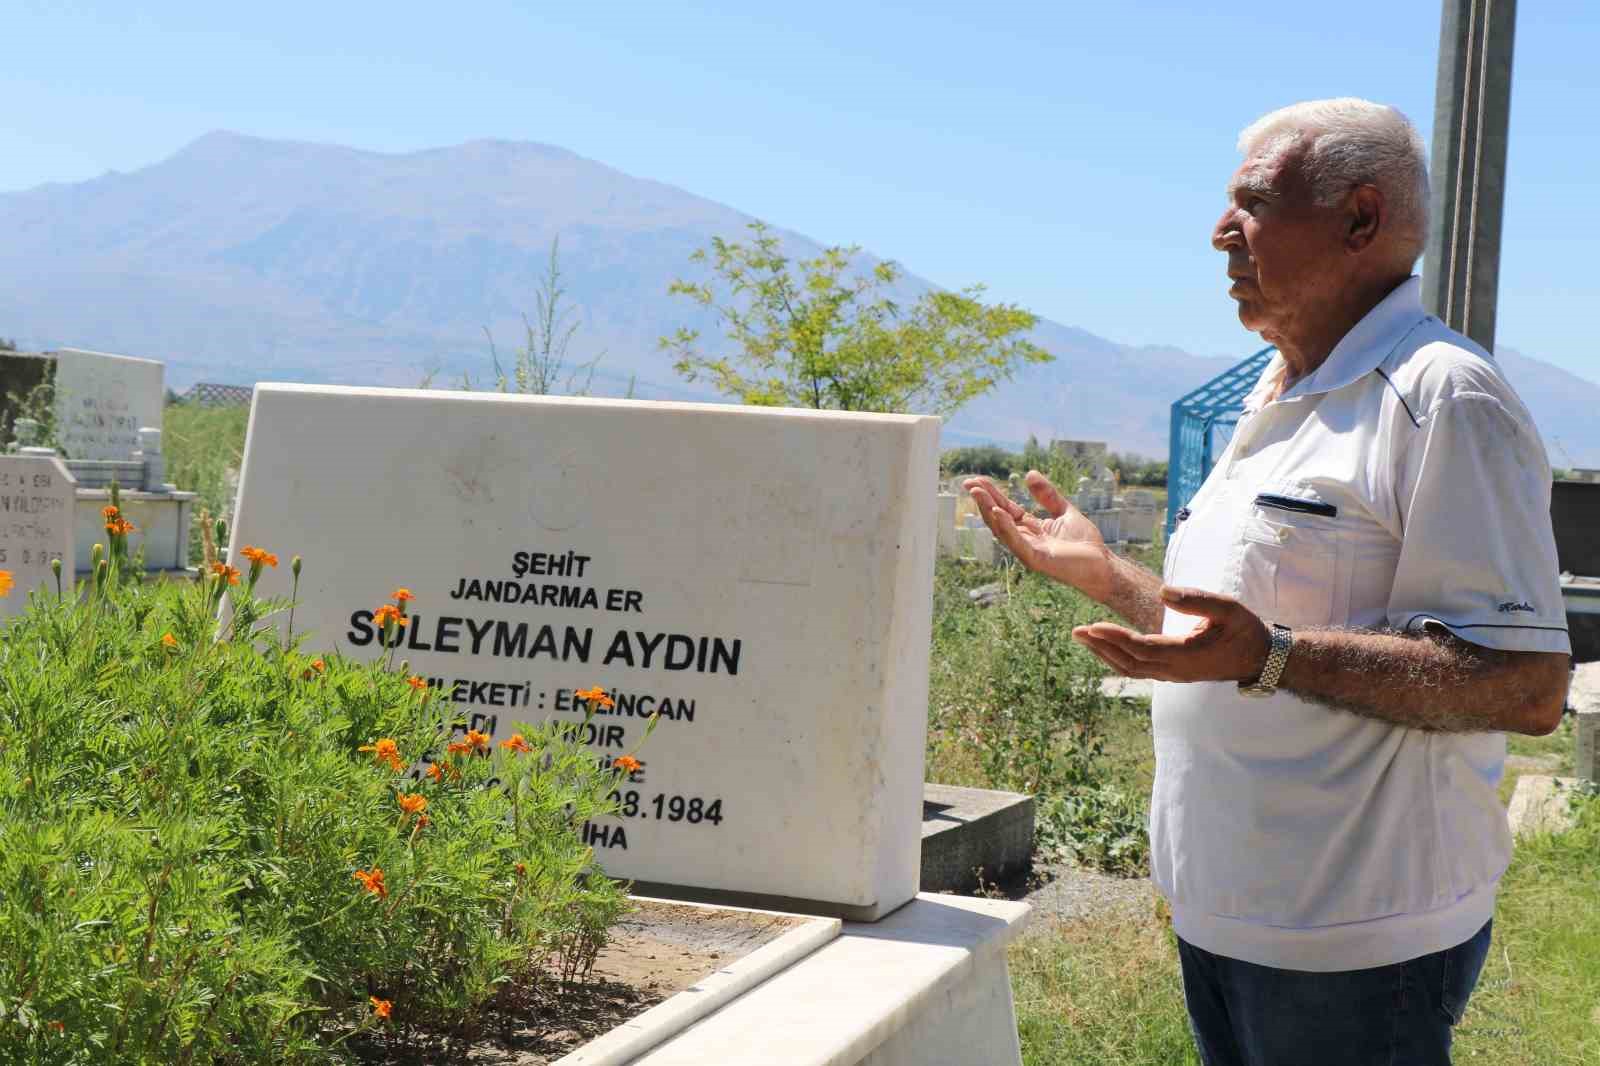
1021, 862, 1159, 928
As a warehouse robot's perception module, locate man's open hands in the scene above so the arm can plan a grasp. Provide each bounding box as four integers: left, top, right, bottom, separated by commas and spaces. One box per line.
962, 471, 1114, 602
1072, 586, 1272, 683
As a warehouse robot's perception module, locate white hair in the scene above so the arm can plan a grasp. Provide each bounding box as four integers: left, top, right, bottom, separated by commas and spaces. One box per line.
1238, 98, 1429, 260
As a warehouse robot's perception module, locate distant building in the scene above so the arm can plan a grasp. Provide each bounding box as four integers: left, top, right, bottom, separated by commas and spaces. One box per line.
1049, 439, 1108, 463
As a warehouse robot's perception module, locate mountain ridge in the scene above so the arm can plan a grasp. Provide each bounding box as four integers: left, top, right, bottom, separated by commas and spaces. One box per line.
2, 131, 1595, 462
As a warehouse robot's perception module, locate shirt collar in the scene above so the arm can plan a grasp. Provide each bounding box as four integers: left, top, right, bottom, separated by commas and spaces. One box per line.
1241, 276, 1427, 413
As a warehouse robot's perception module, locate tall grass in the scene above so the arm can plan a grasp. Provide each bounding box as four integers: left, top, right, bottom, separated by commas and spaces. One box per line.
162, 402, 248, 563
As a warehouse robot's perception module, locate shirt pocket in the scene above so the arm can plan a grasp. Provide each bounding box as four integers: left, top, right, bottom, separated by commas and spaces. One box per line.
1237, 500, 1347, 627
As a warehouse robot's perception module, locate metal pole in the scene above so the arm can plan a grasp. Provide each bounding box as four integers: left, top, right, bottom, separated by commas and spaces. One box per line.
1422, 0, 1517, 353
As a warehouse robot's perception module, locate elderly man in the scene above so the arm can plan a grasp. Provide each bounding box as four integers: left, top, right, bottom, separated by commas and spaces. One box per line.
967, 98, 1570, 1065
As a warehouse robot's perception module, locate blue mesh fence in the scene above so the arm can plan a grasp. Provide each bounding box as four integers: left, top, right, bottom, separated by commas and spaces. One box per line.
1165, 346, 1275, 535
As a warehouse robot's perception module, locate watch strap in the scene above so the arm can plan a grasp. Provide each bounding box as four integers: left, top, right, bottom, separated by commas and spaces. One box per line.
1239, 622, 1293, 696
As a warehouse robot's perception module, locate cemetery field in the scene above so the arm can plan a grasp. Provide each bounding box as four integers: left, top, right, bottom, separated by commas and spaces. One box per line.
930, 554, 1600, 1063
1009, 787, 1600, 1065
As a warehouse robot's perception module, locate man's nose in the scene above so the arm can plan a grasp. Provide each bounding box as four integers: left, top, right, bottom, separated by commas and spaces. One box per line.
1212, 208, 1240, 252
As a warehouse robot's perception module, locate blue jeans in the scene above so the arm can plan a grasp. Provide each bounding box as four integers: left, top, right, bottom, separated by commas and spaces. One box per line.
1176, 920, 1493, 1066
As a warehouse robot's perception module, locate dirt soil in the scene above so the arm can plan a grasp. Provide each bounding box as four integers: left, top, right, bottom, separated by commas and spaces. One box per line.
351, 900, 805, 1064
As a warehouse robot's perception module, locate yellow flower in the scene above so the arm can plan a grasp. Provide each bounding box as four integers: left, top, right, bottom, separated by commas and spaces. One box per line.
352, 866, 387, 899
499, 733, 533, 754
370, 996, 392, 1019
575, 685, 615, 710
0, 570, 14, 598
397, 792, 428, 817
613, 755, 642, 774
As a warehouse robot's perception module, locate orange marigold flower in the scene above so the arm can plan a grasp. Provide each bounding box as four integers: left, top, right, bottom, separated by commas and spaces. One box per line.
240, 545, 279, 568
392, 588, 415, 603
311, 658, 326, 673
105, 518, 137, 537
575, 686, 615, 710
161, 632, 179, 649
370, 996, 392, 1019
101, 505, 120, 520
397, 792, 428, 816
416, 814, 430, 828
210, 562, 241, 585
0, 571, 12, 598
49, 1020, 65, 1034
499, 733, 533, 754
372, 604, 407, 629
448, 728, 490, 756
352, 866, 387, 899
359, 738, 403, 771
425, 762, 444, 782
406, 675, 428, 692
613, 755, 642, 774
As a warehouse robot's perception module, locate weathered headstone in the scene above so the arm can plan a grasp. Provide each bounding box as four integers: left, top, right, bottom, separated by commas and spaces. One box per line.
52, 348, 164, 461
0, 454, 75, 621
229, 384, 938, 919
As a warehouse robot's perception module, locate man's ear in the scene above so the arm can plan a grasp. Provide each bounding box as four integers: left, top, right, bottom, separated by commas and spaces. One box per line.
1346, 185, 1383, 253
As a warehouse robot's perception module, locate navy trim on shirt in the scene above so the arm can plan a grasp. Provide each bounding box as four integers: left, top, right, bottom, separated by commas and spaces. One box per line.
1373, 367, 1422, 428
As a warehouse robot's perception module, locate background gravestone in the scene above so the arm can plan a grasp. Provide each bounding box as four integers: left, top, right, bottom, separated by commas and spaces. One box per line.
52, 348, 164, 460
0, 454, 75, 621
228, 384, 939, 920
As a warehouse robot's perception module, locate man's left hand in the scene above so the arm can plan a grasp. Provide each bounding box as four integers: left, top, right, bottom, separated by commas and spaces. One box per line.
1072, 586, 1272, 683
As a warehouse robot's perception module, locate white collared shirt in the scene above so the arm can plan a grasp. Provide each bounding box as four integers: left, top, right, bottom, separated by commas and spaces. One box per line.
1154, 276, 1570, 972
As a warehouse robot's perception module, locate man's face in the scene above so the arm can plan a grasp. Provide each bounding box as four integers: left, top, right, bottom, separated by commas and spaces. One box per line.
1211, 143, 1348, 346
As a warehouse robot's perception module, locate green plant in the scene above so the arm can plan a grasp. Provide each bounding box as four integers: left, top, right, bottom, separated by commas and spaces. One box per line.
926, 558, 1151, 875
472, 237, 604, 396
940, 445, 1020, 479
0, 530, 639, 1064
161, 401, 249, 564
2, 374, 58, 454
662, 220, 1052, 416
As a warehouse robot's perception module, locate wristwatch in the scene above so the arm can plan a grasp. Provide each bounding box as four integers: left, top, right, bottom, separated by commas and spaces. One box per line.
1238, 622, 1293, 697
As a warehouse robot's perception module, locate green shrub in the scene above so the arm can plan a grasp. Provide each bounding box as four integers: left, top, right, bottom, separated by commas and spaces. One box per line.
0, 536, 634, 1064
927, 559, 1151, 875
161, 402, 249, 564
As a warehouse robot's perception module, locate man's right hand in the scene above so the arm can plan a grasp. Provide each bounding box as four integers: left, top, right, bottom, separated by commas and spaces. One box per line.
963, 471, 1113, 602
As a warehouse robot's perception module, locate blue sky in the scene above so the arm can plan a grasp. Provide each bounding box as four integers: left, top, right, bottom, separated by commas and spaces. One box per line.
4, 0, 1597, 384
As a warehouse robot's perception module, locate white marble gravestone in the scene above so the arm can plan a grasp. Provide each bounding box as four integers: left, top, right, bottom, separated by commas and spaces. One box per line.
52, 348, 165, 461
229, 384, 939, 920
0, 455, 75, 621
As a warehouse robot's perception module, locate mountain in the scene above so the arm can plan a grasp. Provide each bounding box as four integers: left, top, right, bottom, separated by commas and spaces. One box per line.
1, 132, 1595, 462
